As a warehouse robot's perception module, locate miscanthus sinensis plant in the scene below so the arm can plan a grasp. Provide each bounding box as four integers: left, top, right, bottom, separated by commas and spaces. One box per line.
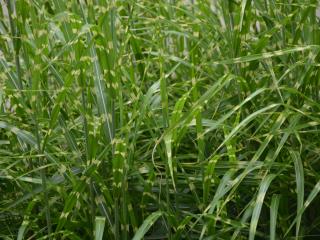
1, 0, 320, 239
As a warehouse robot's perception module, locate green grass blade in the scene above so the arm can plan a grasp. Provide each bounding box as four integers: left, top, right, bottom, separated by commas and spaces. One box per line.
249, 174, 276, 240
290, 150, 304, 239
212, 45, 319, 65
270, 194, 281, 240
95, 216, 106, 240
132, 211, 162, 240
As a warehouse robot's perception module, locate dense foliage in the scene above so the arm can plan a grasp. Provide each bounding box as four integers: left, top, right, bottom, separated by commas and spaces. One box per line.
1, 0, 320, 239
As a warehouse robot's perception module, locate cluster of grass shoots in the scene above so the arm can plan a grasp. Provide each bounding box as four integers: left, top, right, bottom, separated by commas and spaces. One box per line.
1, 0, 320, 239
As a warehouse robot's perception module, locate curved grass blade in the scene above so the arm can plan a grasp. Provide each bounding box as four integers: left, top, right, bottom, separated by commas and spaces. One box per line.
95, 216, 106, 240
270, 194, 281, 240
212, 45, 319, 65
284, 178, 320, 237
290, 150, 304, 239
249, 174, 276, 240
132, 211, 162, 240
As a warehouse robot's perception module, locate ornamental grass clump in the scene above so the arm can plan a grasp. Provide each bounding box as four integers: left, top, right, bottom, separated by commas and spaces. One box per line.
1, 0, 320, 239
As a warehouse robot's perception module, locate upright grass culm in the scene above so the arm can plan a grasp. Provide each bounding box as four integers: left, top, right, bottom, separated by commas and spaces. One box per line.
1, 0, 320, 239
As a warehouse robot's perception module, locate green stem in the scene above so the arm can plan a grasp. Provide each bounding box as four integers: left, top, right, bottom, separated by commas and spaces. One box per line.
115, 198, 120, 240
6, 0, 22, 89
81, 72, 96, 229
34, 113, 52, 238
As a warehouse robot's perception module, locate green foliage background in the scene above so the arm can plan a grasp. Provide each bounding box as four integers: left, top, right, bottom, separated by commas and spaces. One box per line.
1, 0, 320, 239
